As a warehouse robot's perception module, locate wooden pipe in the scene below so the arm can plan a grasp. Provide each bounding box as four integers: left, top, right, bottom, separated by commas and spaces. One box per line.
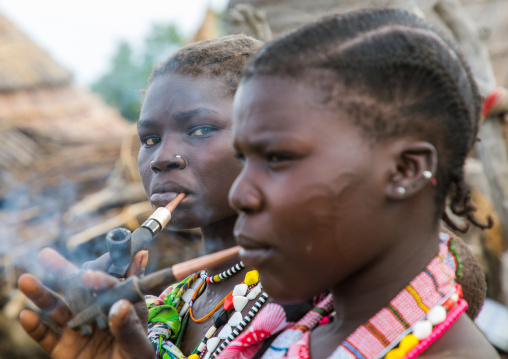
68, 246, 241, 332
107, 193, 185, 277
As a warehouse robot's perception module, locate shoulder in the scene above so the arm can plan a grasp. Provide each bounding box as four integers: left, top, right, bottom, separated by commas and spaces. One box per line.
420, 314, 499, 358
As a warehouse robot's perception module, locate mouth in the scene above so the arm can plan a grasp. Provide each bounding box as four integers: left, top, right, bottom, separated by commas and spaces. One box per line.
150, 183, 190, 208
235, 233, 272, 268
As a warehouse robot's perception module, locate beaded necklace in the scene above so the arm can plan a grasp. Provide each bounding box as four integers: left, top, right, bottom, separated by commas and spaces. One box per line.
200, 262, 245, 284
146, 262, 266, 359
276, 233, 466, 359
190, 270, 267, 359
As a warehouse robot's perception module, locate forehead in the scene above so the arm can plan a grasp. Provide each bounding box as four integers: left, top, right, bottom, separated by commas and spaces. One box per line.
232, 76, 371, 155
233, 75, 346, 138
234, 76, 313, 132
141, 74, 232, 118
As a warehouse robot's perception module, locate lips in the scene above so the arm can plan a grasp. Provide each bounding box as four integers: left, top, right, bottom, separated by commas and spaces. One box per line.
150, 183, 190, 208
234, 231, 273, 268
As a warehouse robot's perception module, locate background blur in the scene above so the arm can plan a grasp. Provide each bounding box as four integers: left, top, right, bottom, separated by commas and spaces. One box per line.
0, 0, 507, 357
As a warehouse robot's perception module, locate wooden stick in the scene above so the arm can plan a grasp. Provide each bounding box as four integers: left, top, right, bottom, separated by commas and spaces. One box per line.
140, 246, 241, 292
165, 193, 185, 212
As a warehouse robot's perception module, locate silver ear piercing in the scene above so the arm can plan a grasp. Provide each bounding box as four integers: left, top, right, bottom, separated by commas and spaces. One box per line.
423, 170, 437, 185
396, 187, 406, 195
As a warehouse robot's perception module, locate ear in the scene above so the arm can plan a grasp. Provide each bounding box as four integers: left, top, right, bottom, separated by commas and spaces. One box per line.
386, 141, 438, 200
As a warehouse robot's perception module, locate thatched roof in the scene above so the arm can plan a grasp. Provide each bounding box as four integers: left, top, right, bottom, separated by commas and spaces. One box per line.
0, 85, 130, 142
0, 12, 130, 142
193, 9, 219, 42
0, 10, 136, 265
0, 13, 72, 91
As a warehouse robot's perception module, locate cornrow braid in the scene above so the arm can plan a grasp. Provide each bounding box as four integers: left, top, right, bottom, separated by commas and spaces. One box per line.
244, 8, 491, 231
148, 35, 263, 97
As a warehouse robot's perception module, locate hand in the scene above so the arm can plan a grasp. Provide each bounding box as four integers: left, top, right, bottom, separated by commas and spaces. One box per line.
18, 248, 154, 359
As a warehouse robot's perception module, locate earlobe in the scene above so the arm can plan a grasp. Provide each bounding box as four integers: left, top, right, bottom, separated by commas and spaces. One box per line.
386, 141, 438, 200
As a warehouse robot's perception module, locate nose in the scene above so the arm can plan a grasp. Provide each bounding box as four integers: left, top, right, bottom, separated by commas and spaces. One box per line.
151, 153, 187, 173
229, 168, 263, 213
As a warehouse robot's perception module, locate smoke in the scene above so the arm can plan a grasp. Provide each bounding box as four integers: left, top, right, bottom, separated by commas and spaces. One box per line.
0, 170, 114, 289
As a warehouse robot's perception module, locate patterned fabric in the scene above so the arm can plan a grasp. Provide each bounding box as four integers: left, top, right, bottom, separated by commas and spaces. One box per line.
261, 294, 334, 359
216, 294, 333, 359
272, 233, 459, 359
481, 87, 508, 119
147, 273, 313, 359
146, 274, 200, 359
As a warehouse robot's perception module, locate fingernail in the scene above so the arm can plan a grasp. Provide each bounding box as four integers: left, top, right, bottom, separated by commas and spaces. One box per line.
110, 300, 129, 320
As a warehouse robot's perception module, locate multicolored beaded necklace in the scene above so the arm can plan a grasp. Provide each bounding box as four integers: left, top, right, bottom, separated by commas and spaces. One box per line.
283, 233, 466, 359
214, 233, 466, 359
146, 261, 268, 359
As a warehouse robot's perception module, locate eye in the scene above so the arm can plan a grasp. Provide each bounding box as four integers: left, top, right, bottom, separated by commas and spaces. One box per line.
267, 153, 290, 164
188, 126, 217, 137
234, 152, 245, 164
141, 136, 160, 147
266, 152, 294, 168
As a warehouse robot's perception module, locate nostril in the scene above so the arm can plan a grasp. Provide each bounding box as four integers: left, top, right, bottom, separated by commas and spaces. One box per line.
240, 207, 256, 215
167, 163, 180, 169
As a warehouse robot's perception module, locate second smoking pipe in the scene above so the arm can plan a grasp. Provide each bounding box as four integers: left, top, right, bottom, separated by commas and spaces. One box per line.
106, 193, 185, 277
67, 245, 241, 333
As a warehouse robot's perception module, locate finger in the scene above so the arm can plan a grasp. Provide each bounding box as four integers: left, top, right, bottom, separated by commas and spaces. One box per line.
82, 270, 119, 291
18, 273, 72, 326
127, 251, 149, 278
19, 309, 59, 354
82, 252, 112, 272
109, 300, 155, 358
38, 248, 79, 277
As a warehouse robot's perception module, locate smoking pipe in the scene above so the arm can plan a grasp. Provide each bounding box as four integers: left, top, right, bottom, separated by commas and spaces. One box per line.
67, 245, 241, 334
106, 193, 185, 278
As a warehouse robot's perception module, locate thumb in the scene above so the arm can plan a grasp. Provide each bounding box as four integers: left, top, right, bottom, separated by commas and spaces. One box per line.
109, 299, 155, 359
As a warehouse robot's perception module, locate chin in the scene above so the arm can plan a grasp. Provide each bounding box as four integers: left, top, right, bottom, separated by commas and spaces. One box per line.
259, 274, 314, 304
168, 214, 202, 230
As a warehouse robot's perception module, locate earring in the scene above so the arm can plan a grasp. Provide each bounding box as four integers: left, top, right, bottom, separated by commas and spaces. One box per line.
423, 170, 437, 185
396, 187, 406, 195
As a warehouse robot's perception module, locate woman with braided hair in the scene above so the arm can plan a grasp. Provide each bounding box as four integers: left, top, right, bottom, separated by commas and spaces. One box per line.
228, 8, 499, 359
17, 18, 490, 359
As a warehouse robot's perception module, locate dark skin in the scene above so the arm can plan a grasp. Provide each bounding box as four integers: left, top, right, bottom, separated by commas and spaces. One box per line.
17, 74, 255, 358
229, 75, 499, 359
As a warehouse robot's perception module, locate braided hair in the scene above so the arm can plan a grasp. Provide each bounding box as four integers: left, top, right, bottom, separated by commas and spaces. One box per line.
244, 8, 491, 232
148, 34, 263, 97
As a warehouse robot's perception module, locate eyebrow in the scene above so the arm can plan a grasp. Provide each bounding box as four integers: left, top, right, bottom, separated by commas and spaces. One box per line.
236, 133, 310, 153
173, 107, 220, 122
137, 107, 220, 130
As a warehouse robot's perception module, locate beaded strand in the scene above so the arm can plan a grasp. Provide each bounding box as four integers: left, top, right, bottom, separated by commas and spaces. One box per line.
447, 238, 463, 278
189, 270, 264, 359
404, 299, 468, 359
211, 292, 269, 359
383, 284, 465, 359
200, 262, 245, 284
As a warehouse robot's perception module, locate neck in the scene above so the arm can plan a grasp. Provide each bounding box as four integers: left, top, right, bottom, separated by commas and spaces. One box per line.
330, 217, 440, 340
200, 215, 240, 272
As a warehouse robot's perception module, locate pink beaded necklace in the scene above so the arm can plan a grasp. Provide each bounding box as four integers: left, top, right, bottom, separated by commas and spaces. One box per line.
279, 233, 466, 359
